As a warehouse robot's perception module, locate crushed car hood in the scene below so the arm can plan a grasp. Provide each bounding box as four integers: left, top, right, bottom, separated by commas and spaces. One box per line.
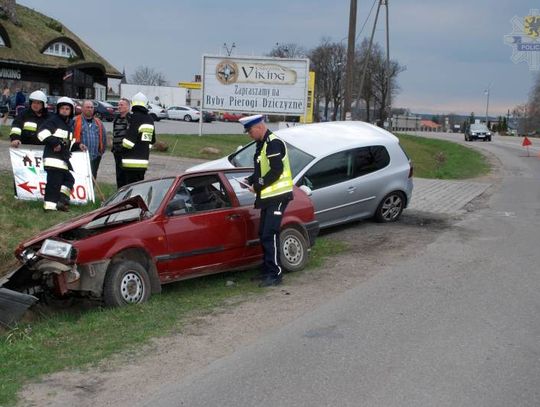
19, 196, 149, 249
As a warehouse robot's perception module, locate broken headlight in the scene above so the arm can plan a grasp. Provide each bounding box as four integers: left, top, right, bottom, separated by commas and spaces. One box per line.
39, 239, 74, 260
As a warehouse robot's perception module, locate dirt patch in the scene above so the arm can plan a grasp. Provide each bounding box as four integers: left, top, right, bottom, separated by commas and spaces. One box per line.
17, 211, 454, 407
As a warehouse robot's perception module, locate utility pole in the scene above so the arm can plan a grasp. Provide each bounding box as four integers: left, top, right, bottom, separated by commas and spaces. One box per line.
384, 0, 390, 127
358, 0, 383, 122
343, 0, 357, 121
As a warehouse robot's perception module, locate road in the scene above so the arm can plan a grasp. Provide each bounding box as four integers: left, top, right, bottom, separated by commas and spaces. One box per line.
140, 132, 540, 407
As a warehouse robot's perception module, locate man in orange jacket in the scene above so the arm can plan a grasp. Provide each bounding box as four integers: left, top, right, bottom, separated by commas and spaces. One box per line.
73, 100, 107, 180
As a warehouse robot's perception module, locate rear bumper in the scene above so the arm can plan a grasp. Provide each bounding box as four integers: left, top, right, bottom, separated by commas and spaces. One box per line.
304, 221, 320, 247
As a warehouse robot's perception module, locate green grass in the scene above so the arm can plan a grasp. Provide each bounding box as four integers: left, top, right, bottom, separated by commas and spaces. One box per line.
397, 133, 490, 179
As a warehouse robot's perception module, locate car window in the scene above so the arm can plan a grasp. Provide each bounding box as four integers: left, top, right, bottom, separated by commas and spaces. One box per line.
353, 146, 390, 177
301, 151, 353, 190
224, 171, 256, 207
105, 178, 175, 214
168, 175, 232, 215
230, 141, 314, 179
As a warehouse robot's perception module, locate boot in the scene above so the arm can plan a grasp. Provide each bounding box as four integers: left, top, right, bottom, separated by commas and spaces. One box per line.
56, 195, 70, 212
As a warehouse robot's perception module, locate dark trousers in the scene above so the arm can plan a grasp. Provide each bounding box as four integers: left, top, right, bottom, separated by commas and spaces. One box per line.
259, 200, 288, 279
114, 153, 127, 188
44, 168, 74, 205
90, 155, 102, 181
124, 169, 146, 186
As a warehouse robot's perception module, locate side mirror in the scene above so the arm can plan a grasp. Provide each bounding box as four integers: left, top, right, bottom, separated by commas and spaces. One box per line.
166, 198, 187, 216
299, 185, 312, 196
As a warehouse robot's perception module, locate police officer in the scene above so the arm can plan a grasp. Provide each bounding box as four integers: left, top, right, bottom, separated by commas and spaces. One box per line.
9, 90, 49, 147
240, 114, 294, 287
38, 97, 86, 211
120, 92, 155, 185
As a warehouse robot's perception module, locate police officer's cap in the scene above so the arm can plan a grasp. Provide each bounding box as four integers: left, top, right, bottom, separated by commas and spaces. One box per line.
239, 114, 264, 132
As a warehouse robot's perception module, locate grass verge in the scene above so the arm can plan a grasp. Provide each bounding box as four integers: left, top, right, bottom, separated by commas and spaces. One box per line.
397, 133, 490, 179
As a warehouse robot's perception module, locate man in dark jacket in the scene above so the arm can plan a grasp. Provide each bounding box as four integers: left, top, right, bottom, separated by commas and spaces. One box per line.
120, 92, 155, 186
240, 114, 294, 287
38, 97, 86, 211
112, 97, 131, 188
10, 90, 49, 147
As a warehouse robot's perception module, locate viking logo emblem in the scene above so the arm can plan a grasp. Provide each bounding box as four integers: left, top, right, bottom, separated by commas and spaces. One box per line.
524, 15, 540, 39
216, 60, 238, 85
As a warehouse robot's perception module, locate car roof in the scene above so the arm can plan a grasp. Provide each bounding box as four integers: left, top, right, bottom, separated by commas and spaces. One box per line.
274, 121, 400, 157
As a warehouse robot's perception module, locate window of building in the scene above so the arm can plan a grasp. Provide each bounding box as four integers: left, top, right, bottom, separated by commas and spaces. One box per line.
0, 36, 5, 47
43, 42, 77, 58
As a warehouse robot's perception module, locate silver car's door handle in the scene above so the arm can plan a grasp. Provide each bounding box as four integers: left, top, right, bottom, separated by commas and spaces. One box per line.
347, 186, 356, 193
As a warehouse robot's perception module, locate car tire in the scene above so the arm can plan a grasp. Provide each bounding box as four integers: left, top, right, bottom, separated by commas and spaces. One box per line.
375, 191, 406, 223
487, 137, 491, 142
150, 113, 158, 121
103, 260, 151, 307
184, 115, 192, 122
280, 228, 308, 273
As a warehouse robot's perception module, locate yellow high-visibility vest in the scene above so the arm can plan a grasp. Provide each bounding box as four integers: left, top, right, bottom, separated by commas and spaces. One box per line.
259, 134, 293, 199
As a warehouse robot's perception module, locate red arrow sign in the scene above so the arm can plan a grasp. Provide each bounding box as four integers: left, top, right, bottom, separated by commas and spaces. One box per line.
18, 182, 37, 194
522, 136, 532, 147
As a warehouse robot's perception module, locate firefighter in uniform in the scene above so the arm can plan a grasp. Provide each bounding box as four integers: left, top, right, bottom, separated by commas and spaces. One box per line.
120, 92, 155, 185
38, 97, 86, 211
9, 90, 49, 147
240, 114, 294, 287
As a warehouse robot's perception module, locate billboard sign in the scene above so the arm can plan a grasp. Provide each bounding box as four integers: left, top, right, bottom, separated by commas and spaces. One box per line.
202, 55, 309, 116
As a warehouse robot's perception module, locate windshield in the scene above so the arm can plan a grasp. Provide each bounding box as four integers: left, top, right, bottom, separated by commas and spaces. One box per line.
470, 124, 489, 132
230, 141, 314, 179
104, 178, 175, 214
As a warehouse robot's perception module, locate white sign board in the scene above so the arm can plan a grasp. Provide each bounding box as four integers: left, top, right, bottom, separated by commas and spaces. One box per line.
9, 148, 95, 204
202, 55, 309, 116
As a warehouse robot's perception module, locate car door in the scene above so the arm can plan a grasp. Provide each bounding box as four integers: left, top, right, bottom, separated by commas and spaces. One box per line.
298, 150, 359, 227
159, 174, 248, 281
168, 107, 179, 120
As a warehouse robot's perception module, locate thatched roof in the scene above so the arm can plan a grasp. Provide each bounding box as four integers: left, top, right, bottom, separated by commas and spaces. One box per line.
0, 4, 122, 78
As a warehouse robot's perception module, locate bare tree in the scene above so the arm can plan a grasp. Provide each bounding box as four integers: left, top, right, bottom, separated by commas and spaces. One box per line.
309, 39, 346, 121
0, 0, 20, 25
353, 39, 405, 124
268, 43, 307, 58
130, 66, 168, 86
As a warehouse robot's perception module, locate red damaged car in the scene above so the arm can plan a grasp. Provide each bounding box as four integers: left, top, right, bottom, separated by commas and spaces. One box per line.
1, 169, 318, 317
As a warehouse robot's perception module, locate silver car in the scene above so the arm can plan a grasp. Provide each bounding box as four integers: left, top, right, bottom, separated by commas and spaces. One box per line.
189, 121, 413, 229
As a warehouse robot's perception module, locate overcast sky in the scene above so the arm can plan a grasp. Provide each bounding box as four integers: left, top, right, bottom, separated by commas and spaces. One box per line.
19, 0, 539, 116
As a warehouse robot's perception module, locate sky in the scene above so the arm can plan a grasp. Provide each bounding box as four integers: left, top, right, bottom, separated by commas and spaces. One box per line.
18, 0, 540, 116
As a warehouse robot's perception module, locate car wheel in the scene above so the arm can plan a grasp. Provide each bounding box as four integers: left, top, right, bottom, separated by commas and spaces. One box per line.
103, 260, 151, 307
280, 228, 308, 272
487, 137, 491, 142
184, 115, 192, 122
375, 191, 405, 223
150, 113, 158, 121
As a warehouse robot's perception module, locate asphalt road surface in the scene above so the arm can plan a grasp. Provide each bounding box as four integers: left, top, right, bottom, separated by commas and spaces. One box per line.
142, 133, 540, 407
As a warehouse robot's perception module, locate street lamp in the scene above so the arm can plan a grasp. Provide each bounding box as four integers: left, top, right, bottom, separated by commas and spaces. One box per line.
484, 83, 491, 126
223, 42, 236, 56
